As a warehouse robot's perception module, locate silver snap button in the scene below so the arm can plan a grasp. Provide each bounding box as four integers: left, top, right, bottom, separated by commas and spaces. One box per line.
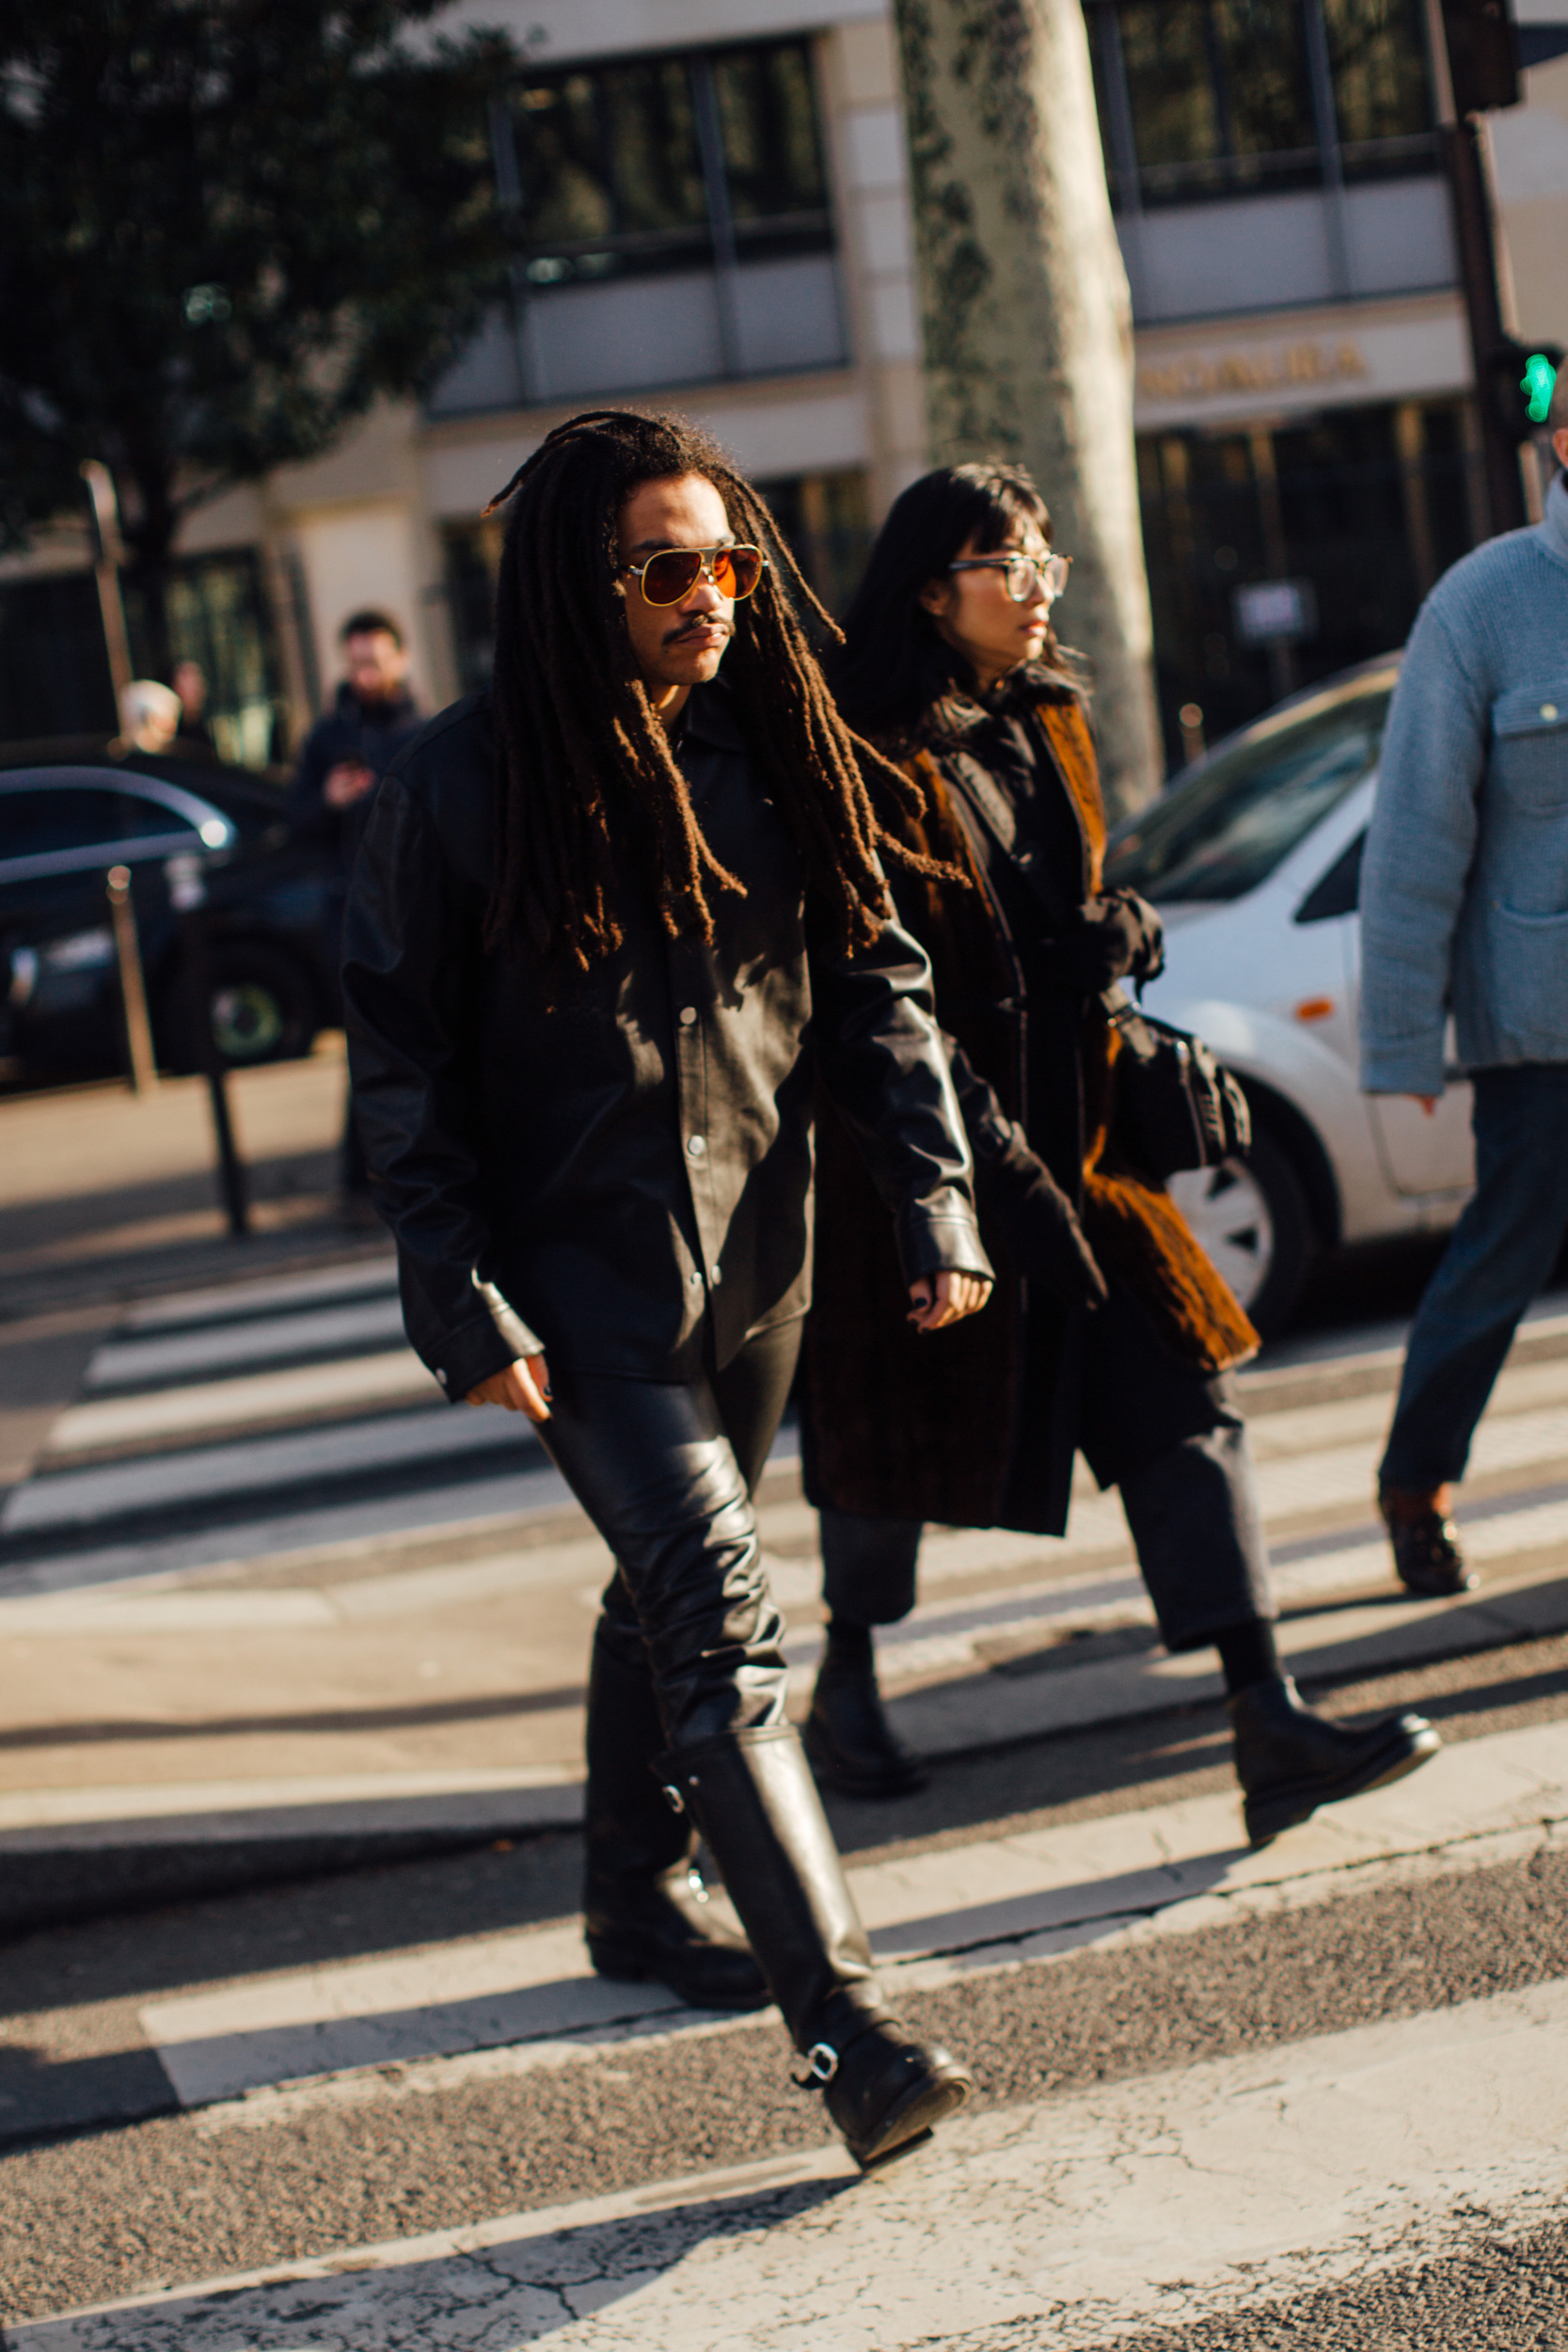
679, 1006, 698, 1025
1542, 703, 1560, 721
689, 1269, 703, 1286
711, 1264, 722, 1285
688, 1135, 706, 1158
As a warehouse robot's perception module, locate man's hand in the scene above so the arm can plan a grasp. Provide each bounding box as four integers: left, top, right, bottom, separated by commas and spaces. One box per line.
466, 1356, 551, 1422
907, 1270, 991, 1332
324, 759, 375, 809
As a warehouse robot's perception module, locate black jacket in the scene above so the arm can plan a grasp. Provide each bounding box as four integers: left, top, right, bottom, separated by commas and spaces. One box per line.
289, 682, 425, 881
342, 682, 990, 1401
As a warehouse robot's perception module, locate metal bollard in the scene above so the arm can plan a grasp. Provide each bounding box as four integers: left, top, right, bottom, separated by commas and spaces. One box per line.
105, 865, 158, 1095
166, 853, 250, 1238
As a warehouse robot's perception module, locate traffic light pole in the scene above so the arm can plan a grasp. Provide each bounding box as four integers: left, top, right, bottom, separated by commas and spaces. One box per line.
1442, 117, 1529, 533
1424, 0, 1534, 535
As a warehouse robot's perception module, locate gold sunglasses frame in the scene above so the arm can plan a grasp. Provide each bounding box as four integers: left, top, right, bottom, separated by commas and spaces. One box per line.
619, 543, 769, 608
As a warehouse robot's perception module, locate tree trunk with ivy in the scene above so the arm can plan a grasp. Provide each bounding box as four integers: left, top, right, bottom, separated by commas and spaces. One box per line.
893, 0, 1162, 818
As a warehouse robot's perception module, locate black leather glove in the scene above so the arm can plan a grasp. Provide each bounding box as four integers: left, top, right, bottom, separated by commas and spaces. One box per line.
977, 1128, 1110, 1308
1034, 888, 1164, 994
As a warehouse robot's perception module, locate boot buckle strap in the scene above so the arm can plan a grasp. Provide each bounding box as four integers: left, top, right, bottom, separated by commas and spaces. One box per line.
791, 2042, 839, 2089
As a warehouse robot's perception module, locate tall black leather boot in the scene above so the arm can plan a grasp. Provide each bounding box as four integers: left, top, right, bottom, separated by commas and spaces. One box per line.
583, 1626, 768, 2011
657, 1723, 973, 2168
1228, 1675, 1440, 1849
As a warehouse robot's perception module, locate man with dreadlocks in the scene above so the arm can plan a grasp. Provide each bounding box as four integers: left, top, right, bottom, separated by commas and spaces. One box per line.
342, 409, 991, 2169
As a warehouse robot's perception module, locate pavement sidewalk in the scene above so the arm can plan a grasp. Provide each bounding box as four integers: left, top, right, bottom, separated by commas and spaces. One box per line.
0, 1039, 382, 1330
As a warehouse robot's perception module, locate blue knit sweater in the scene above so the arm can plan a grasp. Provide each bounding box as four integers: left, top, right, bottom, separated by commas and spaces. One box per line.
1360, 471, 1568, 1094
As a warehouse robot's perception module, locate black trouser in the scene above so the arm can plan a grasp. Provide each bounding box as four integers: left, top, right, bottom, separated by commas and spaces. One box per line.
541, 1318, 802, 1753
821, 1279, 1275, 1655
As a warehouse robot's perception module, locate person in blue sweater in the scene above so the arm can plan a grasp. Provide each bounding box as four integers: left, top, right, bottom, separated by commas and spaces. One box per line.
1360, 409, 1568, 1595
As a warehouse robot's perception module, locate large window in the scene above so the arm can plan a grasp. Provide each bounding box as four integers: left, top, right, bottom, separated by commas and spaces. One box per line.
501, 40, 832, 294
428, 37, 846, 410
1137, 399, 1477, 765
0, 550, 284, 764
1090, 0, 1436, 209
1115, 0, 1318, 204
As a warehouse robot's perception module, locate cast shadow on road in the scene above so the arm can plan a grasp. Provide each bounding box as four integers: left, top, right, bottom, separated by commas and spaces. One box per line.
0, 1157, 340, 1264
0, 1684, 587, 1751
4, 2173, 855, 2352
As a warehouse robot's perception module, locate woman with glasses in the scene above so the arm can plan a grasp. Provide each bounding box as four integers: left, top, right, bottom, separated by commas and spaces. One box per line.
343, 411, 991, 2169
801, 462, 1438, 1844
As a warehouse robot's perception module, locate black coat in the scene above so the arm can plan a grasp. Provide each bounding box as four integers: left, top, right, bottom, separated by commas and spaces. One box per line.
342, 682, 990, 1405
289, 683, 425, 882
804, 682, 1257, 1536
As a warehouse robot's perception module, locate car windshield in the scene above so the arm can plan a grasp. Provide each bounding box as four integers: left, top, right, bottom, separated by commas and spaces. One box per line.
1104, 684, 1392, 903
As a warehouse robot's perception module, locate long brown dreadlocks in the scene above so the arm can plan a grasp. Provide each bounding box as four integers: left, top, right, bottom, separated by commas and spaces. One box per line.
481, 408, 951, 967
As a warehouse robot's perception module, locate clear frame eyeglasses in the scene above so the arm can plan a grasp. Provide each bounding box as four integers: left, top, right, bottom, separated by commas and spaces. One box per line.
947, 551, 1072, 604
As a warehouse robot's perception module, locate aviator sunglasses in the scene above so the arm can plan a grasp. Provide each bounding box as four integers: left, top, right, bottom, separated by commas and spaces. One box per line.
620, 543, 768, 607
948, 551, 1072, 604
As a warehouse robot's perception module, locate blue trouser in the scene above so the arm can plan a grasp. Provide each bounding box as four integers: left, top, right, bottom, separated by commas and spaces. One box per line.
1380, 1063, 1568, 1493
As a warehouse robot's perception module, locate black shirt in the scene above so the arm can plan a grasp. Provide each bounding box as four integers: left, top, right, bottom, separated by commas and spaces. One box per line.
343, 681, 989, 1396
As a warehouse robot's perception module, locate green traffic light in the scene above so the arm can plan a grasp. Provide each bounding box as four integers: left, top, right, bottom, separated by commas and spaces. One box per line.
1521, 352, 1558, 424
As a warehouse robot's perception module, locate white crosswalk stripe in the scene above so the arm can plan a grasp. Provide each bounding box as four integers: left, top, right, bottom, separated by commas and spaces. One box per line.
4, 1269, 1567, 1642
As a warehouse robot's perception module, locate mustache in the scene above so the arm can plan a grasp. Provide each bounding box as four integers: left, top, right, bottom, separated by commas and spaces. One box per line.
663, 614, 734, 647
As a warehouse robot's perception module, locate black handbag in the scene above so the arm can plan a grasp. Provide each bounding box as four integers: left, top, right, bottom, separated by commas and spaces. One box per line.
937, 747, 1250, 1179
1104, 987, 1252, 1177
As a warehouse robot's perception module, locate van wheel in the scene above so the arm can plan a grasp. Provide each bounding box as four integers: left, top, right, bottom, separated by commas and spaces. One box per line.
1167, 1130, 1315, 1337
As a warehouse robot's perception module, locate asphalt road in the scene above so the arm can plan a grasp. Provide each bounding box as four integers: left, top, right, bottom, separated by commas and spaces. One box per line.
6, 1626, 1568, 2338
6, 1248, 1568, 2346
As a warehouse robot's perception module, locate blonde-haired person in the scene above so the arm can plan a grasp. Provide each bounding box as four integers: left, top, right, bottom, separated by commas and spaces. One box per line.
116, 679, 181, 755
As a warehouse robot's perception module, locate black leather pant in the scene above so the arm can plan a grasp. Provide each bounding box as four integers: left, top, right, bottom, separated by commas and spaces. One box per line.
540, 1317, 802, 1754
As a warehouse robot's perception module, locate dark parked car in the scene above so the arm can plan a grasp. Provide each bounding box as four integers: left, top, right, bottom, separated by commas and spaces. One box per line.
0, 756, 340, 1082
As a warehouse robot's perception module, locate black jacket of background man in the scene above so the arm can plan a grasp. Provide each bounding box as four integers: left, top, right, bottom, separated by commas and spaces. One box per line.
288, 681, 425, 882
341, 680, 990, 1401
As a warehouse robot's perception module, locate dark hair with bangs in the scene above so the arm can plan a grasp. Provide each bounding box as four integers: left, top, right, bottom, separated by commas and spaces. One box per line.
480, 407, 950, 968
833, 463, 1083, 749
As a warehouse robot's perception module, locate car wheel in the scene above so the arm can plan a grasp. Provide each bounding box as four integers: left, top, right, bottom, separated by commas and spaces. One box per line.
157, 944, 318, 1071
1167, 1130, 1315, 1337
207, 945, 318, 1066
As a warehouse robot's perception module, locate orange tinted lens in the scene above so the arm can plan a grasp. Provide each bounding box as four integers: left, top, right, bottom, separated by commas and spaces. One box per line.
715, 547, 764, 599
639, 549, 705, 605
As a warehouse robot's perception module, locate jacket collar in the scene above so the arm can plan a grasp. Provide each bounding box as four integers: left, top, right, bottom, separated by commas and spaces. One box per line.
1536, 470, 1568, 574
679, 676, 749, 755
336, 680, 420, 725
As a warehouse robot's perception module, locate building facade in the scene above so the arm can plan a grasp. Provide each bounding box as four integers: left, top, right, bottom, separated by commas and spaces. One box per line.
6, 0, 1568, 769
